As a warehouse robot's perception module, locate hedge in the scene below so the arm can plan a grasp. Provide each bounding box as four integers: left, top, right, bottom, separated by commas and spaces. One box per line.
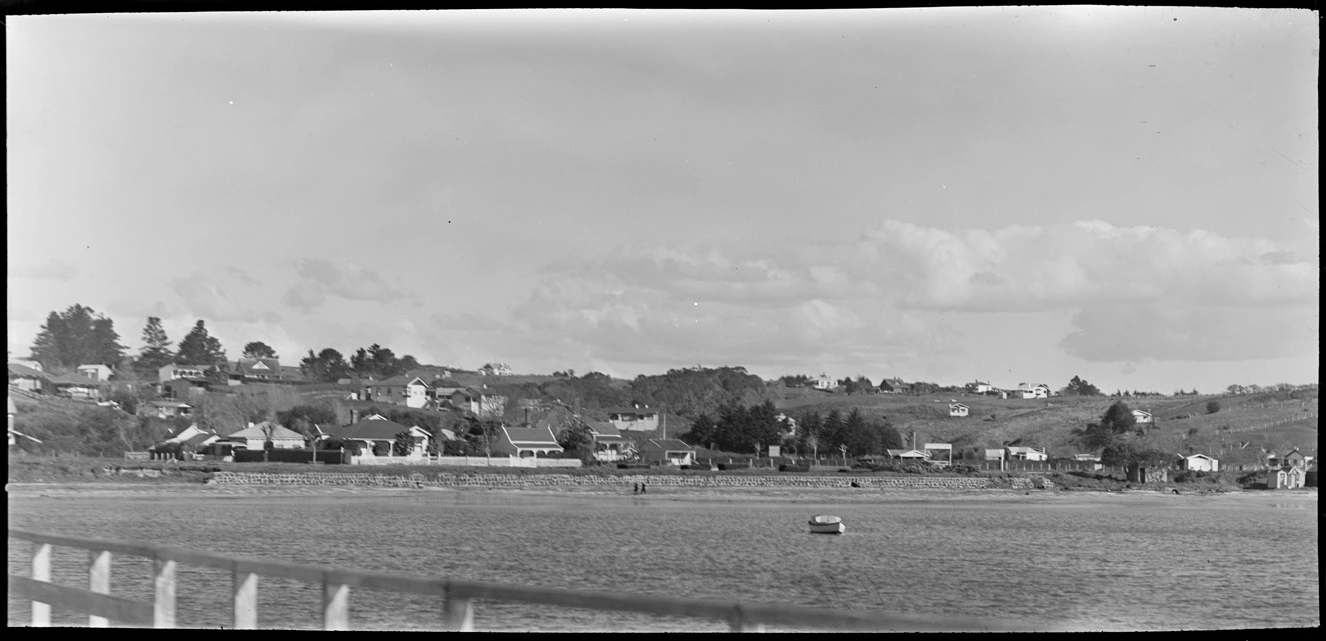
233, 449, 350, 464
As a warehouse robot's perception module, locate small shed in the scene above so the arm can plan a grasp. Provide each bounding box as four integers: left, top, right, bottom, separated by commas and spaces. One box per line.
1267, 466, 1307, 490
1126, 464, 1168, 484
640, 439, 697, 466
1177, 453, 1219, 472
949, 403, 969, 418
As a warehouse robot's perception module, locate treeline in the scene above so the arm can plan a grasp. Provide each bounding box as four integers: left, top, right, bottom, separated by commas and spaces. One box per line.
481, 366, 774, 421
681, 403, 904, 458
298, 344, 421, 382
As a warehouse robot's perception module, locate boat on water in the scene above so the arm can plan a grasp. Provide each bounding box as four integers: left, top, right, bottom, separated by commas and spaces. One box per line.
809, 515, 845, 534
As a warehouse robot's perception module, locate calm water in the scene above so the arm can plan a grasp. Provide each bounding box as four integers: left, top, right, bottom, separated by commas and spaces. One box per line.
7, 487, 1319, 631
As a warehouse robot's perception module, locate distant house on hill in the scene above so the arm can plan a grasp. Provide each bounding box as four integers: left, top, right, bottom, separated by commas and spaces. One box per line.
76, 364, 114, 382
966, 381, 993, 394
159, 364, 209, 383
449, 388, 507, 419
606, 406, 661, 432
46, 373, 108, 401
1132, 409, 1153, 424
812, 375, 835, 390
161, 377, 212, 400
1014, 383, 1051, 399
363, 375, 432, 409
8, 363, 49, 393
142, 400, 194, 420
479, 363, 514, 376
949, 402, 969, 417
881, 377, 910, 394
230, 358, 281, 382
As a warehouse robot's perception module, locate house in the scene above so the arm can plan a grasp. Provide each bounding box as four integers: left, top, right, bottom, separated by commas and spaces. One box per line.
448, 388, 507, 419
142, 401, 194, 419
363, 375, 433, 409
492, 425, 564, 458
327, 416, 430, 456
8, 363, 49, 393
230, 358, 281, 382
923, 443, 953, 467
812, 375, 834, 390
949, 403, 969, 418
161, 377, 212, 400
223, 422, 306, 450
984, 449, 1006, 461
479, 363, 514, 376
640, 438, 697, 466
279, 366, 309, 383
881, 377, 910, 394
606, 406, 661, 432
887, 449, 931, 462
8, 358, 43, 372
159, 363, 209, 383
967, 381, 993, 394
1267, 465, 1307, 489
76, 364, 114, 382
1132, 409, 1153, 424
1282, 449, 1312, 469
775, 413, 798, 437
1014, 383, 1051, 399
1006, 446, 1048, 461
584, 420, 631, 462
1177, 453, 1219, 472
46, 373, 108, 401
876, 379, 897, 394
164, 423, 219, 445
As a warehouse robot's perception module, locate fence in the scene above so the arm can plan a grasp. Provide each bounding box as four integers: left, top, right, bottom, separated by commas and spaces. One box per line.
6, 527, 1041, 632
349, 455, 582, 468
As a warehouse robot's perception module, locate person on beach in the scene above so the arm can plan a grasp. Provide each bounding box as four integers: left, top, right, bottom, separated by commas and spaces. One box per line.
633, 483, 639, 494
641, 483, 646, 494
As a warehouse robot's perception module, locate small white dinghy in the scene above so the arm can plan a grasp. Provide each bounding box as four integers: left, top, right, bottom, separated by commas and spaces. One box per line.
809, 515, 845, 534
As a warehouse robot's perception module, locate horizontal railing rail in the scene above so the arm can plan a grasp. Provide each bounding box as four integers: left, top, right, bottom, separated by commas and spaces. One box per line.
7, 527, 1053, 632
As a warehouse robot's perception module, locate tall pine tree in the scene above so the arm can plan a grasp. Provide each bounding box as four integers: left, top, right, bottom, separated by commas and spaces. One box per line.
176, 320, 226, 366
29, 304, 125, 371
136, 317, 174, 378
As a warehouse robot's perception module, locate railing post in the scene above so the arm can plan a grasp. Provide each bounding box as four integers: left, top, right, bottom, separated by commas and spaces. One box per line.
31, 542, 51, 627
89, 550, 112, 627
323, 575, 349, 630
154, 558, 177, 628
442, 585, 474, 631
233, 565, 258, 629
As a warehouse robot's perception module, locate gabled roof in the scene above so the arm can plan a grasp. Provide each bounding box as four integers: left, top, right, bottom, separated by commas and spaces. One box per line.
585, 421, 622, 439
226, 423, 305, 441
1006, 446, 1045, 454
331, 418, 415, 440
7, 363, 48, 379
887, 449, 930, 458
234, 358, 281, 375
182, 433, 219, 447
1183, 453, 1217, 461
502, 426, 562, 446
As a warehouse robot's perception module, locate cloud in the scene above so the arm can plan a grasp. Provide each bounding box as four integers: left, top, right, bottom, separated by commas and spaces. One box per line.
284, 259, 412, 312
1060, 302, 1318, 362
226, 267, 262, 286
170, 272, 281, 324
9, 259, 79, 280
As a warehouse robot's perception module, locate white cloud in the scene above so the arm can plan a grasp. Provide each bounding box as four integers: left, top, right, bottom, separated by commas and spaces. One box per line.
284, 259, 413, 312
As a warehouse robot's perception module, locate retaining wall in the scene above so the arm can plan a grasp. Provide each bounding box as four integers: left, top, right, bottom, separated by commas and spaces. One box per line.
209, 471, 1010, 490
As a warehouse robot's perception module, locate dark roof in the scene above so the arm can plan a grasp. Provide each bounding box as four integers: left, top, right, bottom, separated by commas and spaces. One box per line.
330, 418, 415, 440
585, 421, 622, 438
605, 407, 660, 416
182, 433, 217, 447
503, 426, 561, 446
7, 363, 48, 379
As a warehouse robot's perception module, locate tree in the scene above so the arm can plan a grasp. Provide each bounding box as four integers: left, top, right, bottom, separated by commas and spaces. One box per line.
176, 320, 226, 366
683, 412, 717, 448
277, 405, 337, 442
1062, 375, 1103, 397
136, 317, 174, 378
29, 304, 126, 371
842, 408, 879, 456
393, 430, 416, 457
301, 348, 350, 382
1206, 400, 1221, 415
1100, 401, 1137, 434
821, 409, 846, 453
242, 341, 278, 359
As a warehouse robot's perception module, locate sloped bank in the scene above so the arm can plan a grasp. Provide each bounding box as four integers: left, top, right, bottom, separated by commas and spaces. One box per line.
208, 471, 1049, 491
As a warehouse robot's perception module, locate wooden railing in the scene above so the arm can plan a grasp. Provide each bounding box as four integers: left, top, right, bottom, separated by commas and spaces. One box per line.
7, 527, 1047, 632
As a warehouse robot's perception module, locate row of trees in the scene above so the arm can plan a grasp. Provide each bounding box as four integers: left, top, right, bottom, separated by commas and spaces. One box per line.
298, 344, 421, 382
679, 401, 905, 459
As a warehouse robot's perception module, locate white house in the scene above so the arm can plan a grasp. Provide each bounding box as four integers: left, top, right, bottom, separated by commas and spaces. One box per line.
973, 381, 993, 394
1015, 383, 1051, 399
224, 422, 305, 450
76, 364, 114, 382
492, 425, 564, 458
479, 363, 514, 376
949, 403, 969, 417
812, 375, 834, 390
159, 364, 208, 383
1132, 409, 1153, 424
606, 406, 661, 432
984, 448, 1006, 461
1177, 453, 1219, 472
584, 421, 631, 462
1006, 446, 1048, 461
887, 449, 931, 462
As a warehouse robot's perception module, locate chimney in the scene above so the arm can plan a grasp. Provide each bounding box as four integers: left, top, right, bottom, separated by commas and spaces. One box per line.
351, 409, 360, 425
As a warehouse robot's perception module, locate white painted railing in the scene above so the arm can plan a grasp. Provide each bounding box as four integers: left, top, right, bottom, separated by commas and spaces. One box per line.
8, 527, 1047, 632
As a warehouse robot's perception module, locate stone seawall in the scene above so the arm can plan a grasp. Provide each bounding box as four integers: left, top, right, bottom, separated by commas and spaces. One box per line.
208, 471, 1021, 490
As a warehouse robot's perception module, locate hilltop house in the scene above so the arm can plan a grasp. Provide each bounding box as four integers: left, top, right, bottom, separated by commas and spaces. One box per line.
1014, 383, 1051, 399
1132, 409, 1153, 424
1282, 449, 1313, 469
46, 373, 108, 401
449, 388, 507, 419
606, 406, 661, 432
76, 364, 114, 382
142, 400, 194, 420
492, 425, 563, 458
1177, 453, 1219, 472
159, 364, 209, 383
479, 363, 514, 376
949, 402, 969, 418
363, 375, 433, 409
881, 377, 910, 394
966, 381, 993, 394
1006, 446, 1048, 461
640, 439, 697, 466
230, 358, 281, 383
161, 377, 213, 400
8, 363, 49, 393
812, 375, 834, 390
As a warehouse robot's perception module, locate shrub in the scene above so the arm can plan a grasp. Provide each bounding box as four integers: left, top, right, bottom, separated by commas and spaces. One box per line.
1206, 400, 1221, 414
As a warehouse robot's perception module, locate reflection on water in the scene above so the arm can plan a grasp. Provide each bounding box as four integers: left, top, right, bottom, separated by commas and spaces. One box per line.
7, 490, 1319, 631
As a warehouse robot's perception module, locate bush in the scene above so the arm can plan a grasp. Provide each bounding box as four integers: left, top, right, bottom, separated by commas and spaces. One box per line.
779, 463, 811, 472
1206, 400, 1221, 414
233, 449, 349, 464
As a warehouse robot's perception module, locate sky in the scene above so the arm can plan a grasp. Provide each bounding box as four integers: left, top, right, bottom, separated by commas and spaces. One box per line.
6, 8, 1319, 394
